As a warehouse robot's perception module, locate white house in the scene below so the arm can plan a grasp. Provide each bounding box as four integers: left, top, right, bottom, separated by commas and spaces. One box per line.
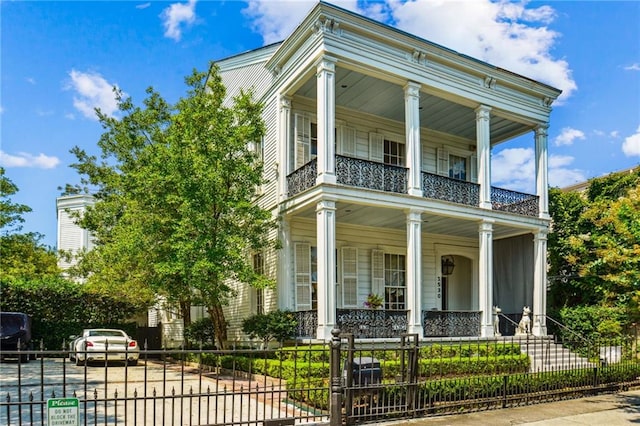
216, 2, 561, 342
56, 194, 95, 271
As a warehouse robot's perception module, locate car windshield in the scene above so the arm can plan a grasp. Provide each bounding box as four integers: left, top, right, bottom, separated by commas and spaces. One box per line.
88, 330, 126, 338
1, 314, 26, 334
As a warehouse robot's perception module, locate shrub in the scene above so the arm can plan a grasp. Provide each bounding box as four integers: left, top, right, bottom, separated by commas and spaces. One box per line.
242, 310, 298, 346
184, 317, 216, 349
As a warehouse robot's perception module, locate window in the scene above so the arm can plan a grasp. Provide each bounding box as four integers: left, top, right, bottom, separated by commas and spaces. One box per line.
384, 139, 405, 166
384, 253, 406, 310
341, 247, 358, 307
449, 154, 466, 180
253, 252, 265, 314
437, 148, 477, 182
294, 243, 317, 310
294, 114, 317, 168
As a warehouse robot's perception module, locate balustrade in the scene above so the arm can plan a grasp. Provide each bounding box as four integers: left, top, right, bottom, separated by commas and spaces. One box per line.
286, 159, 539, 218
336, 309, 408, 338
422, 310, 481, 337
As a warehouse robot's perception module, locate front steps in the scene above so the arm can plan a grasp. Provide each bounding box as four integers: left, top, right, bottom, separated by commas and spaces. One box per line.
500, 335, 595, 372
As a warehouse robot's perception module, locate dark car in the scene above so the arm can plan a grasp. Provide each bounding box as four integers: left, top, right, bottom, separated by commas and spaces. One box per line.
0, 312, 33, 362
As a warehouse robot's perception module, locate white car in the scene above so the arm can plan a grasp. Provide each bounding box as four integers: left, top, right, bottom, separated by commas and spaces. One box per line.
69, 328, 139, 366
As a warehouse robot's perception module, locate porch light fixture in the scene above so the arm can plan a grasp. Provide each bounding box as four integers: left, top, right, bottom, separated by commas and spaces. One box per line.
441, 255, 455, 276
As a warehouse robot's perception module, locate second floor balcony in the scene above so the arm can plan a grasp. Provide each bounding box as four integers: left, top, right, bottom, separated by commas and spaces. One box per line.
286, 155, 539, 217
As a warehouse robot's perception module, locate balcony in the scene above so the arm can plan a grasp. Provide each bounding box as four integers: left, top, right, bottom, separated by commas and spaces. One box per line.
336, 309, 408, 338
285, 157, 539, 217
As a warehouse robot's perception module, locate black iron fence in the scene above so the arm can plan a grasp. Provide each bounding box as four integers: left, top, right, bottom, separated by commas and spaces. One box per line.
1, 334, 638, 425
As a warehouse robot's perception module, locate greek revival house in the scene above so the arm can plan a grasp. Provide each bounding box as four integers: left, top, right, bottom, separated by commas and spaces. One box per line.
218, 2, 561, 342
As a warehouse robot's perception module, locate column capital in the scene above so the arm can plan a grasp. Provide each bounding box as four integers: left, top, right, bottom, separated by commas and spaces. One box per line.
315, 55, 337, 73
279, 95, 291, 109
535, 124, 549, 137
316, 198, 337, 211
404, 81, 421, 97
475, 104, 492, 119
479, 220, 494, 233
533, 229, 549, 241
405, 209, 423, 222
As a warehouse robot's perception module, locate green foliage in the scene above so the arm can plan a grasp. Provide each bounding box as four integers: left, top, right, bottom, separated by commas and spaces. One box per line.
65, 65, 278, 349
242, 310, 298, 345
557, 305, 627, 340
184, 317, 216, 349
0, 167, 32, 233
548, 167, 640, 325
0, 278, 142, 349
0, 168, 61, 282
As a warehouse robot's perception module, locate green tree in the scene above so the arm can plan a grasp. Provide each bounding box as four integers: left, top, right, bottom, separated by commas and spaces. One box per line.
548, 167, 640, 325
0, 168, 60, 281
242, 310, 298, 347
66, 66, 277, 349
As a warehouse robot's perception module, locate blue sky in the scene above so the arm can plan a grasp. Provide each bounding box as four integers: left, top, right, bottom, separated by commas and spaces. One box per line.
2, 0, 639, 249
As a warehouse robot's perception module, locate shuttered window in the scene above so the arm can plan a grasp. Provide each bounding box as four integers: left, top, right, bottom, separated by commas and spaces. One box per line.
294, 114, 317, 169
371, 249, 385, 297
338, 126, 356, 157
294, 243, 311, 310
341, 247, 358, 307
369, 132, 384, 162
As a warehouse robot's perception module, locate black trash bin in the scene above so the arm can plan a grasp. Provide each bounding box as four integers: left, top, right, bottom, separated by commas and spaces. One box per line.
344, 356, 381, 386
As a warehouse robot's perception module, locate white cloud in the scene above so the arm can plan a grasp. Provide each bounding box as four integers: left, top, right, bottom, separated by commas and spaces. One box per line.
491, 148, 585, 191
553, 127, 585, 146
26, 77, 36, 85
161, 0, 197, 41
136, 2, 151, 10
242, 0, 323, 44
243, 0, 576, 102
67, 69, 121, 120
624, 63, 640, 71
622, 126, 640, 157
0, 150, 60, 169
491, 147, 535, 192
610, 130, 619, 138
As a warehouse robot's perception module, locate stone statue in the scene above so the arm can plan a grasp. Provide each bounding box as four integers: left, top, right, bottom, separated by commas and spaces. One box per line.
516, 306, 531, 335
492, 306, 502, 336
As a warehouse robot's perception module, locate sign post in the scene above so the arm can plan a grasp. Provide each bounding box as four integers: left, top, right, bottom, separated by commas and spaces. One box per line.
47, 397, 79, 426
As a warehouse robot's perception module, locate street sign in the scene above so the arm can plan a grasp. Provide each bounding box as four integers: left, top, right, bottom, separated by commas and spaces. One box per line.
47, 397, 79, 426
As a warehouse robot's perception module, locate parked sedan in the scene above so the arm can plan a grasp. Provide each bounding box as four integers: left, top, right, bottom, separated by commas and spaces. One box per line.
69, 329, 139, 366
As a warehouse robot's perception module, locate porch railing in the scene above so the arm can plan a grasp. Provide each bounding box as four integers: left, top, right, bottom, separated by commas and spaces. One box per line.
293, 310, 318, 338
422, 310, 481, 337
336, 155, 407, 193
336, 309, 408, 338
286, 159, 317, 197
286, 159, 539, 218
422, 172, 480, 206
491, 186, 539, 216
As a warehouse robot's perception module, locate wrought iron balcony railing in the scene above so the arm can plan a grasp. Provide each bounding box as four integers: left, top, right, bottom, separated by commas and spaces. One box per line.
286, 158, 539, 218
335, 155, 407, 193
293, 310, 318, 339
422, 310, 481, 337
422, 172, 479, 206
336, 308, 408, 338
491, 186, 539, 216
287, 159, 317, 198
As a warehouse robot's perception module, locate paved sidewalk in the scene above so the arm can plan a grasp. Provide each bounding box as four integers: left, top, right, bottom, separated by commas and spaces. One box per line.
388, 389, 640, 425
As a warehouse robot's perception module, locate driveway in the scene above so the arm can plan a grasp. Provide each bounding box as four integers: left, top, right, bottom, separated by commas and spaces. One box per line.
0, 356, 300, 425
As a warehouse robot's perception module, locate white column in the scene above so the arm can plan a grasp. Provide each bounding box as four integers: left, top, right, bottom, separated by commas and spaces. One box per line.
316, 57, 337, 185
278, 95, 291, 202
404, 82, 422, 197
532, 230, 548, 336
478, 220, 494, 337
406, 209, 424, 336
476, 105, 492, 209
277, 219, 292, 310
535, 125, 550, 219
316, 199, 336, 340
